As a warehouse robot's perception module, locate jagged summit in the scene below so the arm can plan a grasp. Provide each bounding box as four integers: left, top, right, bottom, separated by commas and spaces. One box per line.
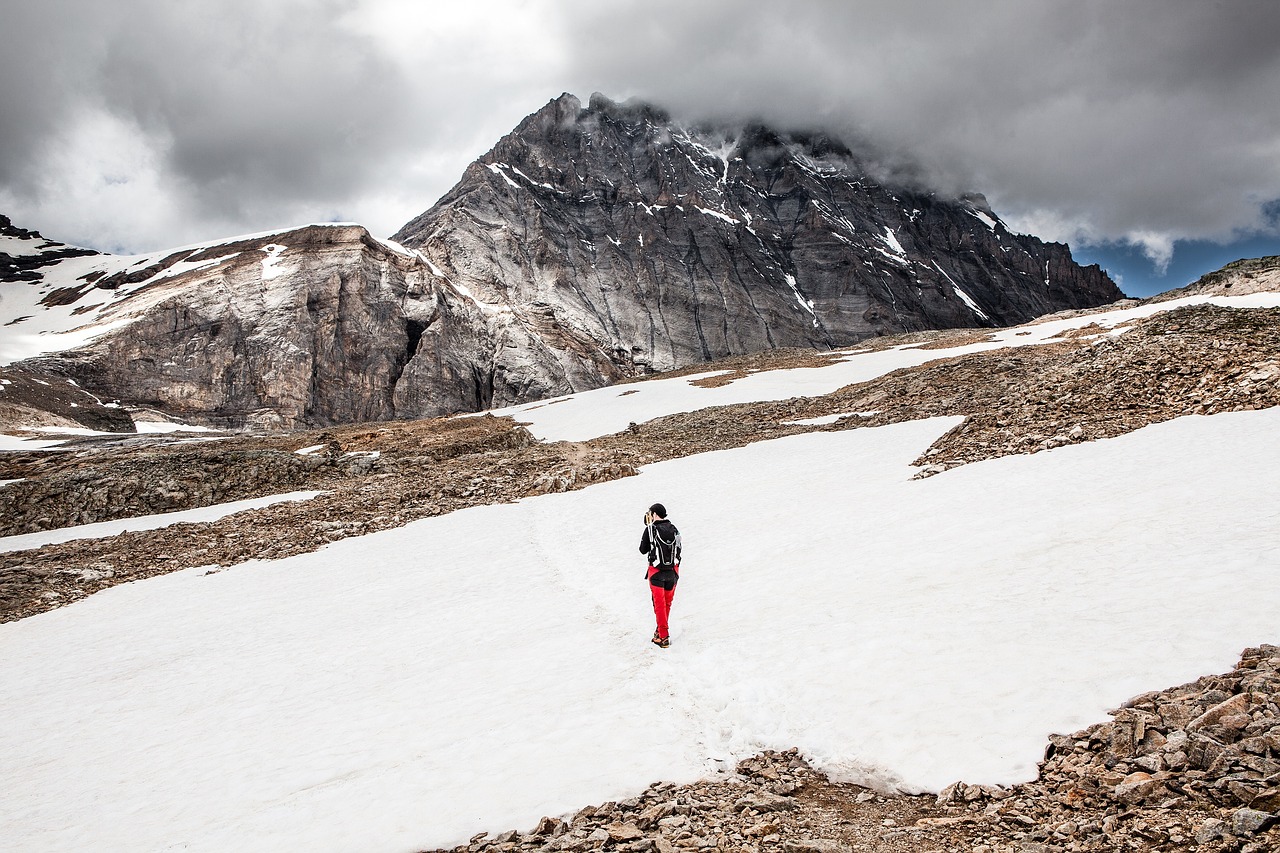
395, 91, 1120, 372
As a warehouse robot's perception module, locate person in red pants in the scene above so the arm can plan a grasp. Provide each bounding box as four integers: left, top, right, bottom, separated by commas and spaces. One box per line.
639, 503, 682, 648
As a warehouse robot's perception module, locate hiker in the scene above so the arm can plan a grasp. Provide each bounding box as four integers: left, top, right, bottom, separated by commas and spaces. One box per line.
639, 502, 681, 648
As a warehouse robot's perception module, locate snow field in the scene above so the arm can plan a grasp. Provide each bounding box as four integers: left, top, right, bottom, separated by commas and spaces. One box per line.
0, 490, 324, 554
3, 408, 1280, 852
0, 433, 70, 451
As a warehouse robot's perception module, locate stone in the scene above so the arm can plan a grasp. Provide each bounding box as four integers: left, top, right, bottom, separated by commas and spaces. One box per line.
734, 793, 796, 814
1133, 754, 1163, 773
1232, 808, 1276, 835
781, 841, 850, 853
604, 823, 643, 842
1188, 693, 1252, 732
1114, 772, 1162, 803
1194, 818, 1228, 844
1249, 786, 1280, 812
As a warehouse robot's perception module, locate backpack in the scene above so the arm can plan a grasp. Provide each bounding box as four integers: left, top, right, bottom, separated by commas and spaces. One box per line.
648, 521, 680, 568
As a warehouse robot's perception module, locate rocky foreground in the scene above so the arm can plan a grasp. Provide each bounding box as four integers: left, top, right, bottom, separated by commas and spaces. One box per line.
432, 647, 1280, 853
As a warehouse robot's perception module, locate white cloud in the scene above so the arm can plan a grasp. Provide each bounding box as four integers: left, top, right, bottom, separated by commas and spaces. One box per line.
0, 107, 183, 253
1125, 231, 1177, 274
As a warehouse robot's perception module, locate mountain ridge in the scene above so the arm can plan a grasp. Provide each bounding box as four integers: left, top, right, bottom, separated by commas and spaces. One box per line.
1, 92, 1122, 430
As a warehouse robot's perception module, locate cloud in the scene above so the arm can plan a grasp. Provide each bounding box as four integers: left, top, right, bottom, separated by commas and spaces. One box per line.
555, 0, 1280, 251
1124, 232, 1177, 275
0, 0, 559, 250
3, 0, 1280, 259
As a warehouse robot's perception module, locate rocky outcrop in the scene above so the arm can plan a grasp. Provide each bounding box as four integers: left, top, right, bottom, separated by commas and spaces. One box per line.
395, 93, 1121, 382
0, 214, 98, 284
0, 448, 321, 536
938, 645, 1280, 852
1152, 255, 1280, 302
16, 225, 498, 429
0, 364, 135, 433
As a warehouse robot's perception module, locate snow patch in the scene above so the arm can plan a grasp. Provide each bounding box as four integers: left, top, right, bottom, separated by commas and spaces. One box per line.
932, 262, 990, 321
134, 421, 215, 434
260, 244, 288, 280
970, 210, 1001, 230
0, 490, 324, 554
485, 163, 520, 189
695, 206, 738, 225
783, 273, 819, 328
0, 434, 68, 451
952, 285, 990, 322
882, 227, 906, 256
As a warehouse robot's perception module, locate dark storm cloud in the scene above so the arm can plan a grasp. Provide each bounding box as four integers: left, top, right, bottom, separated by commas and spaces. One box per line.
97, 2, 409, 213
3, 0, 1279, 262
3, 0, 415, 219
557, 0, 1280, 260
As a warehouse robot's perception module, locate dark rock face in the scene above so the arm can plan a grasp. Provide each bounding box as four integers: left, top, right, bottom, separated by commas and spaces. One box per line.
2, 94, 1122, 430
0, 364, 135, 434
394, 93, 1122, 381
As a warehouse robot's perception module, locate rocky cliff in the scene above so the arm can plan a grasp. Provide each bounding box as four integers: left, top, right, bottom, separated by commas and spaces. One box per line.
1, 94, 1123, 430
395, 93, 1121, 380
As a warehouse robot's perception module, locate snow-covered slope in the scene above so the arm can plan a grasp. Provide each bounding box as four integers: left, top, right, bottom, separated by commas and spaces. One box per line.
0, 221, 352, 365
2, 402, 1279, 851
0, 220, 508, 428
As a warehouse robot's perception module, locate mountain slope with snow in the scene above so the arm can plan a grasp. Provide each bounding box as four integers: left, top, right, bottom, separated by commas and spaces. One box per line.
394, 92, 1121, 378
0, 221, 507, 428
1, 94, 1122, 430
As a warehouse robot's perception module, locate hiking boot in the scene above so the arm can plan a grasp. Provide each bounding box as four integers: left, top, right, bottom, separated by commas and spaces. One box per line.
652, 635, 671, 648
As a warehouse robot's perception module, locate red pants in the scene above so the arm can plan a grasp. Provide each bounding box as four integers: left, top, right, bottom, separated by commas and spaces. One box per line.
648, 569, 678, 639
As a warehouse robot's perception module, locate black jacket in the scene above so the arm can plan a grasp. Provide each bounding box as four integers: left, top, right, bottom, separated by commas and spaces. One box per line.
640, 519, 682, 568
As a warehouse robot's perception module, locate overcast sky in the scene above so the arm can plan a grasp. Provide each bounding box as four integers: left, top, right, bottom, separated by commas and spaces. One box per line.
3, 0, 1279, 295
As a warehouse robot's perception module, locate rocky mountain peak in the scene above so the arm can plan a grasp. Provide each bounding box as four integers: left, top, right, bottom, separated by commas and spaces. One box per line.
396, 91, 1121, 386
584, 91, 671, 126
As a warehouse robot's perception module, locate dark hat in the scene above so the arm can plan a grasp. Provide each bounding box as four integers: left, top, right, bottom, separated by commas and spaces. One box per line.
648, 503, 667, 519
